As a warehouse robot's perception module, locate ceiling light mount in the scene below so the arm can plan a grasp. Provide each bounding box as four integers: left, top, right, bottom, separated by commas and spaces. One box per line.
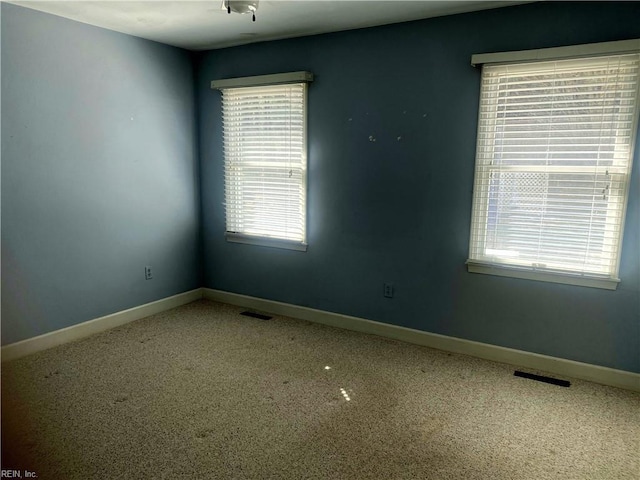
224, 0, 258, 22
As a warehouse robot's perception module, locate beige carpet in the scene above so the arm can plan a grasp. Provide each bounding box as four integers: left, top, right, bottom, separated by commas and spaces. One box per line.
2, 299, 639, 479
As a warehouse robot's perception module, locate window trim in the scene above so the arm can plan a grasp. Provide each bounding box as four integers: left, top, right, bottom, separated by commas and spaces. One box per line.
212, 72, 313, 252
225, 232, 308, 252
471, 38, 640, 67
211, 71, 313, 90
468, 40, 640, 290
466, 261, 619, 290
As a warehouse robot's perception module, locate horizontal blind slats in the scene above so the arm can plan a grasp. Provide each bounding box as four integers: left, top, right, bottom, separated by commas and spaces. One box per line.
469, 53, 640, 278
222, 82, 306, 243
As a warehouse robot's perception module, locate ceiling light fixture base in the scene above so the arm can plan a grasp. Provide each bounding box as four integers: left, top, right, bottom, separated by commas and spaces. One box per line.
224, 1, 258, 21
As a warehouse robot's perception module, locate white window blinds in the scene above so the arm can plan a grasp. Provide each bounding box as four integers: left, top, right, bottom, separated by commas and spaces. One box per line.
221, 82, 307, 246
468, 53, 640, 286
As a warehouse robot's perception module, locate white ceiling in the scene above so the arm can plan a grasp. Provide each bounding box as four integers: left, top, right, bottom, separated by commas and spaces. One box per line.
11, 0, 530, 51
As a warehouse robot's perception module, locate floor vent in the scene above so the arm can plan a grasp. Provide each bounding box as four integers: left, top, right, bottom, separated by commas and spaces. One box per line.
514, 370, 570, 387
240, 311, 272, 321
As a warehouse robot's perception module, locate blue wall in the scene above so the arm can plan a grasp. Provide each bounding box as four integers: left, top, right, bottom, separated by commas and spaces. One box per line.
2, 2, 638, 373
1, 3, 200, 344
197, 2, 640, 372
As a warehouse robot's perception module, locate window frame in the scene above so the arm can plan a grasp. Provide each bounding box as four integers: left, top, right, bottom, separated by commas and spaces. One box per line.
211, 72, 313, 251
467, 40, 640, 290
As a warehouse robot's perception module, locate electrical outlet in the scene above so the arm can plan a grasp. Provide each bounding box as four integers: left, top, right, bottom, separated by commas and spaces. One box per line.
145, 266, 153, 280
383, 283, 393, 298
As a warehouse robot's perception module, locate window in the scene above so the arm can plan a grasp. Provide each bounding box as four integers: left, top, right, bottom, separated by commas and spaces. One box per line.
212, 72, 313, 251
468, 40, 640, 289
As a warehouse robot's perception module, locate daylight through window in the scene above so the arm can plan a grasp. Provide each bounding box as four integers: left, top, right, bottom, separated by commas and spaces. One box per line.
216, 75, 310, 250
468, 48, 640, 289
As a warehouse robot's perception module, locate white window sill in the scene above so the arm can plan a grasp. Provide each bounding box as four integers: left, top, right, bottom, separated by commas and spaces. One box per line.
225, 232, 308, 252
466, 261, 619, 290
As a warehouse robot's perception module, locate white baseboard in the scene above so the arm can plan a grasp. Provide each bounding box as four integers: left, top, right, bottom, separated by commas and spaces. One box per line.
203, 288, 640, 392
4, 287, 637, 392
1, 289, 203, 362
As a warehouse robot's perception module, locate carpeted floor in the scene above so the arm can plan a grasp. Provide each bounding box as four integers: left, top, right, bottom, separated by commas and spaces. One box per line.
2, 299, 639, 479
